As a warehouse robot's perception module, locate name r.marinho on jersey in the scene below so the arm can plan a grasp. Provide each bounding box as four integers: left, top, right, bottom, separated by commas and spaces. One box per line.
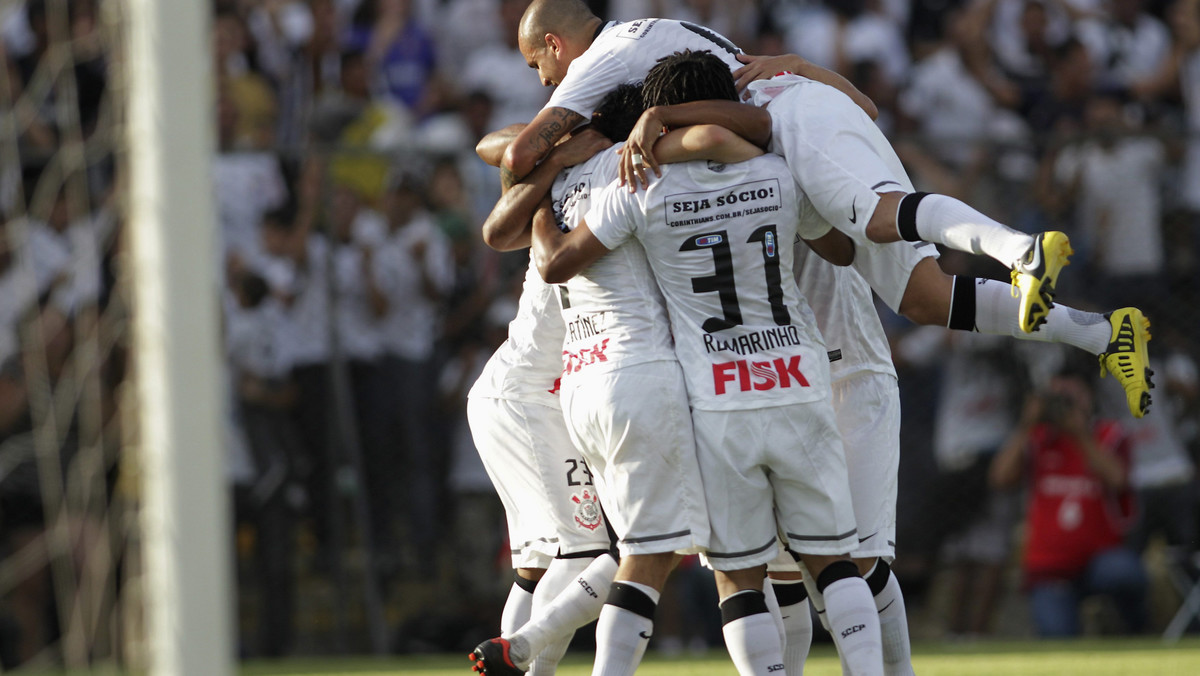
703, 325, 803, 355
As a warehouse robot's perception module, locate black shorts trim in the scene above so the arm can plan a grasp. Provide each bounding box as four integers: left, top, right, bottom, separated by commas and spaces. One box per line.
786, 528, 857, 543
622, 529, 692, 545
705, 537, 778, 559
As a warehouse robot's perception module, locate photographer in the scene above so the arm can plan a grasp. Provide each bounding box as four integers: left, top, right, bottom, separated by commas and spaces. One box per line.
990, 367, 1148, 637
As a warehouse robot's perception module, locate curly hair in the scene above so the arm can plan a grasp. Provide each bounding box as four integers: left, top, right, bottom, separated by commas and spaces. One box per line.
590, 84, 646, 142
642, 49, 738, 108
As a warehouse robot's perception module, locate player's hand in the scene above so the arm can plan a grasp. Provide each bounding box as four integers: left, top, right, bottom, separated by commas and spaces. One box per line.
553, 127, 613, 169
618, 109, 665, 191
733, 53, 806, 97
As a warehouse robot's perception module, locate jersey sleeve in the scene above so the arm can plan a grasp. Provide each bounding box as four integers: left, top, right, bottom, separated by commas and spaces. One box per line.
795, 192, 833, 240
545, 47, 632, 120
585, 181, 640, 251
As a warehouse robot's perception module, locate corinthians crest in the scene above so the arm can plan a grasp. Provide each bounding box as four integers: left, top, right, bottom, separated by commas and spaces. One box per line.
571, 489, 602, 531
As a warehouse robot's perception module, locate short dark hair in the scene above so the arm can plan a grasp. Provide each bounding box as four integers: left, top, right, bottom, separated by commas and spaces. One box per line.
237, 271, 270, 308
642, 50, 737, 108
262, 202, 298, 231
590, 84, 645, 142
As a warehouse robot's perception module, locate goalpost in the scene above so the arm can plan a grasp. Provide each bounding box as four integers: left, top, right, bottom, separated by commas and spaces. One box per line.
126, 0, 232, 673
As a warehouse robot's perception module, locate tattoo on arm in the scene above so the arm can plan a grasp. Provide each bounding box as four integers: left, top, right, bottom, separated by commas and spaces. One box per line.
506, 109, 585, 190
500, 165, 519, 191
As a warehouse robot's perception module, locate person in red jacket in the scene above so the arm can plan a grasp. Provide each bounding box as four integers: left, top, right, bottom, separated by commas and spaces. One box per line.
991, 366, 1148, 637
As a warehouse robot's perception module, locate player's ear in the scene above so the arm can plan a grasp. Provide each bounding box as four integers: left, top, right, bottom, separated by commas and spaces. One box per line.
545, 32, 562, 55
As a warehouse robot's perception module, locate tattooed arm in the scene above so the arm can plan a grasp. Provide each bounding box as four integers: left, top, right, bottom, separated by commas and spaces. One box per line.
501, 106, 586, 189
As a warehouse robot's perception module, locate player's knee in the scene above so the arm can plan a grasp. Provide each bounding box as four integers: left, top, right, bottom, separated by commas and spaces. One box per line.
865, 191, 906, 243
815, 559, 860, 593
898, 259, 952, 326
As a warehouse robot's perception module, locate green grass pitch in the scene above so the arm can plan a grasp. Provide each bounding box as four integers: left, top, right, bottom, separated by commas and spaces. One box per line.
242, 638, 1200, 675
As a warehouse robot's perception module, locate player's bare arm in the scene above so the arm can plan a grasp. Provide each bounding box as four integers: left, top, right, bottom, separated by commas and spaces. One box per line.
482, 129, 613, 251
802, 228, 855, 267
531, 204, 609, 284
502, 106, 586, 188
476, 124, 527, 168
733, 53, 878, 120
656, 124, 763, 164
619, 101, 772, 188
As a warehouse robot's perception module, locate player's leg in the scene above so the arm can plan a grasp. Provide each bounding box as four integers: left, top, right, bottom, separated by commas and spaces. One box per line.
527, 552, 611, 676
832, 373, 914, 676
466, 396, 612, 675
711, 565, 787, 676
765, 400, 883, 676
868, 252, 1153, 417
769, 84, 1061, 332
693, 408, 791, 676
915, 262, 1153, 417
486, 551, 619, 675
766, 554, 813, 675
592, 552, 678, 676
504, 568, 545, 635
562, 361, 710, 676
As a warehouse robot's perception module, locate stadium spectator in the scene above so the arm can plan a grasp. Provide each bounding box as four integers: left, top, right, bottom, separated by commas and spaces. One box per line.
317, 49, 413, 205
1076, 0, 1172, 89
214, 6, 280, 149
461, 0, 552, 132
374, 172, 454, 574
225, 266, 302, 657
351, 0, 439, 116
255, 202, 339, 573
325, 183, 396, 577
990, 366, 1149, 637
1043, 88, 1171, 317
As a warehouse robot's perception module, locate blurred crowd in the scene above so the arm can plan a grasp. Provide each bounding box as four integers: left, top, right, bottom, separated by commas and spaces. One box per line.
2, 0, 1200, 666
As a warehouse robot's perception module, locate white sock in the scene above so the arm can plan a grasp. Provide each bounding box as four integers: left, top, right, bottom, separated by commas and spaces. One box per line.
772, 580, 813, 676
796, 563, 831, 633
824, 577, 884, 676
873, 571, 915, 676
720, 590, 786, 676
525, 556, 594, 674
501, 578, 537, 636
971, 277, 1110, 354
529, 633, 572, 676
592, 581, 660, 676
762, 579, 788, 652
510, 553, 618, 668
909, 194, 1034, 265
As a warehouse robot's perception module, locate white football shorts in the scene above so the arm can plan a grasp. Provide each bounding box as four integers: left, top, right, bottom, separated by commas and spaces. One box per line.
560, 359, 710, 557
694, 400, 857, 571
851, 239, 939, 315
833, 371, 902, 560
467, 396, 612, 569
766, 81, 914, 243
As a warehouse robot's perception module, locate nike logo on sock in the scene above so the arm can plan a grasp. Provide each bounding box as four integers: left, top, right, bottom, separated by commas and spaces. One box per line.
639, 631, 652, 639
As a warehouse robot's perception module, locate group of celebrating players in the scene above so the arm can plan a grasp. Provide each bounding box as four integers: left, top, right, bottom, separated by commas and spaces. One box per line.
462, 2, 1155, 675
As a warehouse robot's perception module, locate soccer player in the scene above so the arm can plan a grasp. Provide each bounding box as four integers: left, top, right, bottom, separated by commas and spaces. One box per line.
532, 56, 886, 676
465, 126, 618, 675
627, 50, 1161, 676
618, 51, 1153, 419
501, 0, 1128, 354
473, 85, 849, 676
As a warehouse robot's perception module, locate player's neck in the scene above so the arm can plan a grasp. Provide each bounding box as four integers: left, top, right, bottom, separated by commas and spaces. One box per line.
585, 17, 605, 46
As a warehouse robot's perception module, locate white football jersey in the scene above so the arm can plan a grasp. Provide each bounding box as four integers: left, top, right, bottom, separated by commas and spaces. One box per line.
551, 145, 675, 379
469, 260, 567, 407
587, 155, 831, 411
793, 244, 896, 383
547, 19, 743, 120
